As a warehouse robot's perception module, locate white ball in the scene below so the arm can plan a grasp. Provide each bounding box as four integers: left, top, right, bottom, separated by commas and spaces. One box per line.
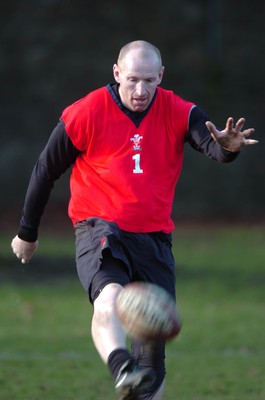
115, 282, 181, 341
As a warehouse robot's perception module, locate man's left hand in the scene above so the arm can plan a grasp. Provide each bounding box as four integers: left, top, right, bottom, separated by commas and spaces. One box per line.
206, 117, 258, 152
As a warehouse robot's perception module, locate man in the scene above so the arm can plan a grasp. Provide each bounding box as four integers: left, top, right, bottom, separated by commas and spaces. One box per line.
11, 40, 257, 400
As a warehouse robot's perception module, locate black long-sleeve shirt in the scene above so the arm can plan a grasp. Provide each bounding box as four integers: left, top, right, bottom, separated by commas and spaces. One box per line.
18, 85, 238, 242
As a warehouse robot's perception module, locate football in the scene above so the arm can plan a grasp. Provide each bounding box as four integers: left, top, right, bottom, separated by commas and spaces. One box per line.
115, 282, 181, 341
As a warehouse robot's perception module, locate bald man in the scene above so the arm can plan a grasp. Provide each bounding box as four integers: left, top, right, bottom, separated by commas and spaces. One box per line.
11, 40, 257, 400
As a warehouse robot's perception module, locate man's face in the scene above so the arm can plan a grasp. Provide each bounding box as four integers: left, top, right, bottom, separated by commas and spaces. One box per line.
113, 50, 164, 112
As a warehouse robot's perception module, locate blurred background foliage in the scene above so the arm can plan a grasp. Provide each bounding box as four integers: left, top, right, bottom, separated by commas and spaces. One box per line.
1, 0, 264, 230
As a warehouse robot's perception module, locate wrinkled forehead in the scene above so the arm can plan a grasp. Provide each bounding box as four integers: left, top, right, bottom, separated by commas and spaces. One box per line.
119, 48, 162, 73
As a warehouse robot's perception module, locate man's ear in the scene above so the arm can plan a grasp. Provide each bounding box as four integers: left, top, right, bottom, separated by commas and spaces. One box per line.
158, 66, 165, 84
113, 64, 120, 83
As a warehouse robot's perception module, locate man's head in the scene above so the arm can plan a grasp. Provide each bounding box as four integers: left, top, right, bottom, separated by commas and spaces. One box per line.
113, 40, 165, 112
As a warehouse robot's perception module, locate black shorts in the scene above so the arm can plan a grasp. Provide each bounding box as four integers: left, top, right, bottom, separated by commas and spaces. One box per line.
75, 218, 176, 303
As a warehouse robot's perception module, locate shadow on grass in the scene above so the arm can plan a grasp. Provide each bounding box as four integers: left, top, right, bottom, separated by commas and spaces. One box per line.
177, 263, 265, 291
0, 255, 76, 284
1, 255, 264, 291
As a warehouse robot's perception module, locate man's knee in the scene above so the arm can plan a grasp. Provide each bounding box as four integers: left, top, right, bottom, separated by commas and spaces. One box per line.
93, 282, 122, 315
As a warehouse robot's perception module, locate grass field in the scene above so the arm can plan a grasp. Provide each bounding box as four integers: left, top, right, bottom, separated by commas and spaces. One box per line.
0, 225, 264, 399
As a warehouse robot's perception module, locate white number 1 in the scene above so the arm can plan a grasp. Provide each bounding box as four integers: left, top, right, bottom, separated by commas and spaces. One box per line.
132, 154, 143, 174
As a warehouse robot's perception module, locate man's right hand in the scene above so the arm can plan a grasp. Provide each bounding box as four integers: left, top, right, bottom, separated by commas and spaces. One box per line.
11, 235, 39, 264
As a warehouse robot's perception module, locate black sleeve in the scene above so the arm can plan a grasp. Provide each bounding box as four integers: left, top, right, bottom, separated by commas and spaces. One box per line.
17, 120, 81, 242
186, 106, 239, 162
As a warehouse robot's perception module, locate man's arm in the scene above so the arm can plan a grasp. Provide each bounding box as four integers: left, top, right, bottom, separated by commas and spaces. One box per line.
11, 120, 80, 263
186, 107, 257, 160
186, 107, 239, 162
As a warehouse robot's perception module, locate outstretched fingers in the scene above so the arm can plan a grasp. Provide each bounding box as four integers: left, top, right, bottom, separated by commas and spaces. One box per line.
205, 121, 218, 135
225, 117, 258, 146
236, 118, 258, 144
245, 138, 259, 145
225, 117, 234, 132
206, 117, 258, 151
235, 117, 245, 131
242, 127, 256, 137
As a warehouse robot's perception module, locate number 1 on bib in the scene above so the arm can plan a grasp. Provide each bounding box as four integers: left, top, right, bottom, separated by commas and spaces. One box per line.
132, 154, 143, 174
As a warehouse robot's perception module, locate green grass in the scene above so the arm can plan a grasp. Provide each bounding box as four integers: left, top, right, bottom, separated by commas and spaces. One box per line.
1, 225, 264, 399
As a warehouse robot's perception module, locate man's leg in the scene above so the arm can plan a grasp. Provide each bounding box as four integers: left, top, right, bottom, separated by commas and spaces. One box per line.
151, 380, 164, 400
92, 282, 156, 399
139, 380, 164, 400
92, 282, 126, 362
132, 340, 166, 400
